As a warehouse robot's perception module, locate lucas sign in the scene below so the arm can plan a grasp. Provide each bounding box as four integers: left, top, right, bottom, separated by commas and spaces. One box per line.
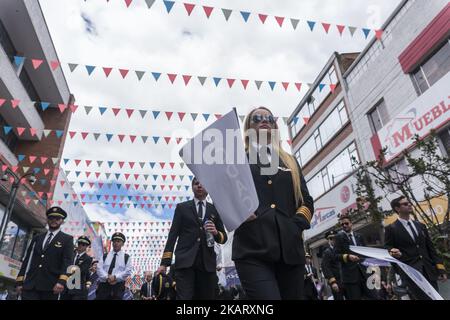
374, 72, 450, 162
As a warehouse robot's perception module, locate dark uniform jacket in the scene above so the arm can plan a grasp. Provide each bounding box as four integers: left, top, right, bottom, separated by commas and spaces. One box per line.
321, 245, 341, 285
67, 251, 93, 295
385, 219, 446, 281
334, 230, 367, 284
16, 231, 74, 291
232, 156, 314, 265
140, 281, 154, 299
161, 200, 227, 272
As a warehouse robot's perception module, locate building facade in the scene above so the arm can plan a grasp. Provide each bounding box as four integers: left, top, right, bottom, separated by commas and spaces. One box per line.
0, 0, 73, 289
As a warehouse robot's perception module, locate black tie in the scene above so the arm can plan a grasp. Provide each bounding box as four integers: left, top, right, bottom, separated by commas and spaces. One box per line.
44, 232, 53, 251
198, 201, 204, 221
407, 221, 418, 241
348, 233, 356, 246
108, 253, 117, 275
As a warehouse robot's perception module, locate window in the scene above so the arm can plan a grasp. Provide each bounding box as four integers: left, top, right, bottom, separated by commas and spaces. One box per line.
298, 100, 349, 165
438, 128, 450, 156
412, 39, 450, 95
368, 100, 389, 134
0, 213, 30, 261
386, 158, 409, 192
306, 143, 359, 200
0, 19, 17, 66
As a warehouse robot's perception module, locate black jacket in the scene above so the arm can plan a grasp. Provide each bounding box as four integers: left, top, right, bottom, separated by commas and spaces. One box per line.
66, 251, 93, 295
16, 231, 74, 291
385, 219, 445, 281
161, 200, 227, 272
321, 245, 341, 285
140, 281, 154, 298
232, 157, 314, 265
334, 230, 367, 284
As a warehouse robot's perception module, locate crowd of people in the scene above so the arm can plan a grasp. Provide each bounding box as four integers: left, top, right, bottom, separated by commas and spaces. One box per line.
10, 107, 448, 300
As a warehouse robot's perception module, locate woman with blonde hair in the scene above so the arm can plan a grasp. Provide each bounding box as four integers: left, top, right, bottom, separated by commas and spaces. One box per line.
232, 106, 314, 300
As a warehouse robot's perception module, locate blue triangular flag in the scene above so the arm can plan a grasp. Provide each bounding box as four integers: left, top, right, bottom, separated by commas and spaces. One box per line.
307, 21, 316, 31
153, 175, 158, 180
106, 134, 113, 141
294, 117, 299, 125
163, 0, 175, 13
3, 126, 12, 135
185, 186, 190, 191
56, 130, 64, 138
40, 102, 50, 111
240, 11, 250, 22
149, 162, 155, 168
79, 182, 85, 188
203, 113, 210, 121
63, 158, 69, 165
157, 196, 162, 201
153, 136, 159, 143
268, 81, 276, 91
108, 161, 114, 168
152, 185, 157, 190
318, 83, 326, 92
14, 56, 25, 68
152, 111, 160, 119
213, 77, 222, 86
34, 168, 41, 174
117, 184, 122, 189
115, 173, 121, 179
40, 179, 46, 186
191, 113, 198, 121
18, 155, 25, 162
85, 65, 96, 75
189, 175, 194, 181
97, 195, 102, 200
362, 28, 371, 39
64, 193, 69, 199
75, 171, 81, 177
151, 72, 161, 81
99, 107, 107, 115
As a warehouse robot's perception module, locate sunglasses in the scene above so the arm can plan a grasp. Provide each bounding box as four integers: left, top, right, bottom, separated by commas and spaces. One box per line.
340, 222, 350, 226
251, 114, 276, 124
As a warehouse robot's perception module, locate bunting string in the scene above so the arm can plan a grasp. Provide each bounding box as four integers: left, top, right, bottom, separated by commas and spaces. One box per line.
80, 0, 384, 41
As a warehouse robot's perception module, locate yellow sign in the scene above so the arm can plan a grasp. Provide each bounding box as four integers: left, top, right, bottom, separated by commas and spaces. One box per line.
384, 196, 448, 226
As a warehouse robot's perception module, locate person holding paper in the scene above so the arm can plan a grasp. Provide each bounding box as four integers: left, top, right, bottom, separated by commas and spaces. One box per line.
232, 107, 314, 300
385, 196, 447, 300
334, 214, 376, 300
156, 177, 227, 300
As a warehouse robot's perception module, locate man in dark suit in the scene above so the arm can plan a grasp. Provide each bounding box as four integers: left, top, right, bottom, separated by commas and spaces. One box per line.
140, 272, 154, 300
16, 207, 74, 300
62, 236, 93, 300
156, 177, 227, 300
334, 214, 375, 300
321, 230, 344, 300
303, 253, 319, 300
385, 196, 447, 300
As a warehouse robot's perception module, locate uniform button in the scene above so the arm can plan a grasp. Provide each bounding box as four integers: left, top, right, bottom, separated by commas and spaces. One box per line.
271, 204, 276, 209
38, 265, 42, 268
268, 180, 272, 185
41, 255, 44, 258
417, 245, 420, 248
197, 238, 201, 242
419, 255, 423, 259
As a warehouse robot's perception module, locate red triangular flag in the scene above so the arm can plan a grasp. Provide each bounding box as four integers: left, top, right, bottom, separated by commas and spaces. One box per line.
336, 25, 345, 36
182, 75, 191, 86
330, 84, 337, 93
112, 107, 121, 116
375, 29, 383, 40
124, 0, 132, 8
164, 137, 171, 144
129, 135, 136, 143
295, 82, 302, 91
226, 79, 235, 88
303, 117, 310, 124
118, 135, 125, 142
178, 112, 186, 121
184, 3, 195, 15
11, 100, 20, 108
322, 23, 331, 33
58, 104, 67, 113
32, 59, 43, 69
69, 104, 78, 113
167, 73, 177, 84
17, 127, 25, 136
258, 14, 268, 24
30, 128, 37, 136
0, 98, 5, 107
176, 137, 182, 144
29, 156, 37, 163
119, 69, 129, 78
275, 16, 284, 27
165, 112, 173, 120
241, 79, 249, 90
282, 82, 289, 91
81, 132, 89, 140
203, 6, 213, 18
126, 109, 134, 118
50, 60, 60, 70
103, 67, 113, 77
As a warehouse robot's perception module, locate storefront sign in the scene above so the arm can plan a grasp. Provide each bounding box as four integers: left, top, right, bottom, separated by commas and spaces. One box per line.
0, 253, 21, 280
373, 72, 450, 162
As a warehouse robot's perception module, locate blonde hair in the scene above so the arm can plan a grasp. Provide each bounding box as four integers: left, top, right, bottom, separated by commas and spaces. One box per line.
243, 107, 304, 205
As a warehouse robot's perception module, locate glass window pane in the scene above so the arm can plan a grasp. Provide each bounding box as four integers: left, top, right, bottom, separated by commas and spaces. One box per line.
438, 129, 450, 156
12, 227, 28, 261
307, 173, 325, 200
422, 41, 450, 87
300, 136, 317, 165
412, 68, 429, 94
320, 108, 341, 143
0, 221, 18, 258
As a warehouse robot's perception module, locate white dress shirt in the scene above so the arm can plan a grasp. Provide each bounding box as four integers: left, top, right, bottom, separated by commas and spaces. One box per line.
42, 229, 60, 250
398, 217, 419, 241
346, 231, 358, 246
97, 250, 133, 283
